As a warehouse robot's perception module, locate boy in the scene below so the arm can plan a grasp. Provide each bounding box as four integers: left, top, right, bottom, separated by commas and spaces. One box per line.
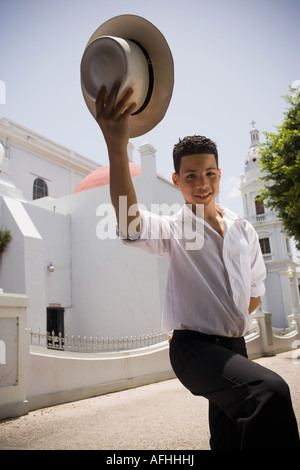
96, 82, 300, 449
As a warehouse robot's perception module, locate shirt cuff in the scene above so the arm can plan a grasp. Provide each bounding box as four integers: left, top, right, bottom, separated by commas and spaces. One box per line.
116, 225, 142, 241
251, 282, 265, 298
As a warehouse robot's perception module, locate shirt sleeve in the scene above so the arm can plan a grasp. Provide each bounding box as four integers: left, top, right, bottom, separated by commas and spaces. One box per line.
249, 229, 266, 298
117, 209, 172, 259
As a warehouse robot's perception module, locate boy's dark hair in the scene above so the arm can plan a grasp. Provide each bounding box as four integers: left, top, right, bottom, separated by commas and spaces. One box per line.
173, 135, 218, 174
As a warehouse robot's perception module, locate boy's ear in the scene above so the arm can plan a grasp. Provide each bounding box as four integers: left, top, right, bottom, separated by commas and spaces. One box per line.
172, 172, 180, 188
218, 168, 221, 179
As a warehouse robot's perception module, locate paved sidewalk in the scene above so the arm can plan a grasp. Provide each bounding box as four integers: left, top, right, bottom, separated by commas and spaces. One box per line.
0, 350, 299, 450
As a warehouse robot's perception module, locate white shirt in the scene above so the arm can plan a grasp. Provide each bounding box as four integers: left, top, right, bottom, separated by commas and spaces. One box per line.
121, 204, 266, 337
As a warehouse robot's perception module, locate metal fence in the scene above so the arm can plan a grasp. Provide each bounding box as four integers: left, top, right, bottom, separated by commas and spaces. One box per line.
28, 328, 169, 353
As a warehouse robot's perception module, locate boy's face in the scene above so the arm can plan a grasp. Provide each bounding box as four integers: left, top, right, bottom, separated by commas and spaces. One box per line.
172, 153, 221, 212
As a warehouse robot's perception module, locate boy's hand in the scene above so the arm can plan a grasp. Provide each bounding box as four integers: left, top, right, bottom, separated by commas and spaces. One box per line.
95, 82, 137, 155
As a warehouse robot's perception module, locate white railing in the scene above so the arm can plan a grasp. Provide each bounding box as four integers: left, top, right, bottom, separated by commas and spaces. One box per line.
245, 317, 260, 341
272, 322, 299, 339
28, 328, 169, 353
245, 213, 277, 225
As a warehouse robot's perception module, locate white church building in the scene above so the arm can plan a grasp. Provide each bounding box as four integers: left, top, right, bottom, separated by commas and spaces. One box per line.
1, 117, 299, 418
240, 122, 300, 329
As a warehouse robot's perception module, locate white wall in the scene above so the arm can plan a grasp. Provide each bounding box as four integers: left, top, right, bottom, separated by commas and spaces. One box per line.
25, 204, 71, 309
0, 292, 29, 420
27, 342, 174, 411
0, 195, 71, 332
0, 196, 46, 331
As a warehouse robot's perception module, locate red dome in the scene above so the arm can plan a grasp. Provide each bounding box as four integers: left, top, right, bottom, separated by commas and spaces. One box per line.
73, 162, 142, 193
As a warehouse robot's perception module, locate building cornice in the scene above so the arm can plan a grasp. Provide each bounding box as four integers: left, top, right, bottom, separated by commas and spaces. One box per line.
0, 118, 99, 175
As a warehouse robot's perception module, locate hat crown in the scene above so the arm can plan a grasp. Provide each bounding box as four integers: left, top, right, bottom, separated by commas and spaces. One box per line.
81, 36, 150, 113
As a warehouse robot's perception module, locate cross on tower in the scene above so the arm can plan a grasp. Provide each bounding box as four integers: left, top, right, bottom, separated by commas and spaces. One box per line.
250, 120, 256, 128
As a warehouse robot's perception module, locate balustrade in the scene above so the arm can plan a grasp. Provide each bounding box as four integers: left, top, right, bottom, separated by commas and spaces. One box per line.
29, 328, 169, 352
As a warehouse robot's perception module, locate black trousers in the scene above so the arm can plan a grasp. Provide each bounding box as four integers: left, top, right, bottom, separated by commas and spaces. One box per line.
169, 329, 300, 450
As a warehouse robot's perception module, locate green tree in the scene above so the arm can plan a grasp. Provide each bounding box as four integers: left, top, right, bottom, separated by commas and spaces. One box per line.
0, 228, 12, 253
259, 87, 300, 250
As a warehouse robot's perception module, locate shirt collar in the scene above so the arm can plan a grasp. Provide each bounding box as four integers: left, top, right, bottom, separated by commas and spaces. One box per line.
178, 203, 239, 232
180, 203, 238, 220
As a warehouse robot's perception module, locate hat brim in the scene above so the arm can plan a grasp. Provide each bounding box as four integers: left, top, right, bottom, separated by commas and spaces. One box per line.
81, 14, 174, 138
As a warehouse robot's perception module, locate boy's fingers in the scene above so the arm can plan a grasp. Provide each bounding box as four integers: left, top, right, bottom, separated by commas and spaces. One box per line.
95, 85, 106, 118
121, 101, 137, 117
104, 81, 121, 113
95, 82, 136, 126
96, 81, 120, 117
115, 87, 134, 112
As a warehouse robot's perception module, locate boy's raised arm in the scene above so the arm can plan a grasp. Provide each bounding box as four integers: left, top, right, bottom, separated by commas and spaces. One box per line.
96, 82, 141, 237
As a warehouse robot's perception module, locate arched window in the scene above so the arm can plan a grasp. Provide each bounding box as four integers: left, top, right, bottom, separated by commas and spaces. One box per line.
255, 196, 265, 215
33, 178, 48, 200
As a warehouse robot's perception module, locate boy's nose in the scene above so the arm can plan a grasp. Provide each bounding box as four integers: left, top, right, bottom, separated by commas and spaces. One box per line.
196, 178, 207, 188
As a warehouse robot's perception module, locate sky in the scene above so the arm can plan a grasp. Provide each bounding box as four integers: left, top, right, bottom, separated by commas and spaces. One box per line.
1, 0, 300, 217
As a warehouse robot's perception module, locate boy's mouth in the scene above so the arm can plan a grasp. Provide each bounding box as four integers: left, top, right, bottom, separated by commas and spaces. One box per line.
195, 193, 211, 200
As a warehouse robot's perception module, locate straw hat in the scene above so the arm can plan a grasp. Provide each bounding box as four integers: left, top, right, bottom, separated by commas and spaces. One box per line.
80, 14, 174, 137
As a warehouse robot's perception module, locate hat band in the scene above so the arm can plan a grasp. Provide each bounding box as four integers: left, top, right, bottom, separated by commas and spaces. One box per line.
130, 40, 154, 116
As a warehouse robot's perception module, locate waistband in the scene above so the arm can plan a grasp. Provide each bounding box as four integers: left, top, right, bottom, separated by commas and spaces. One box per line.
171, 329, 245, 349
